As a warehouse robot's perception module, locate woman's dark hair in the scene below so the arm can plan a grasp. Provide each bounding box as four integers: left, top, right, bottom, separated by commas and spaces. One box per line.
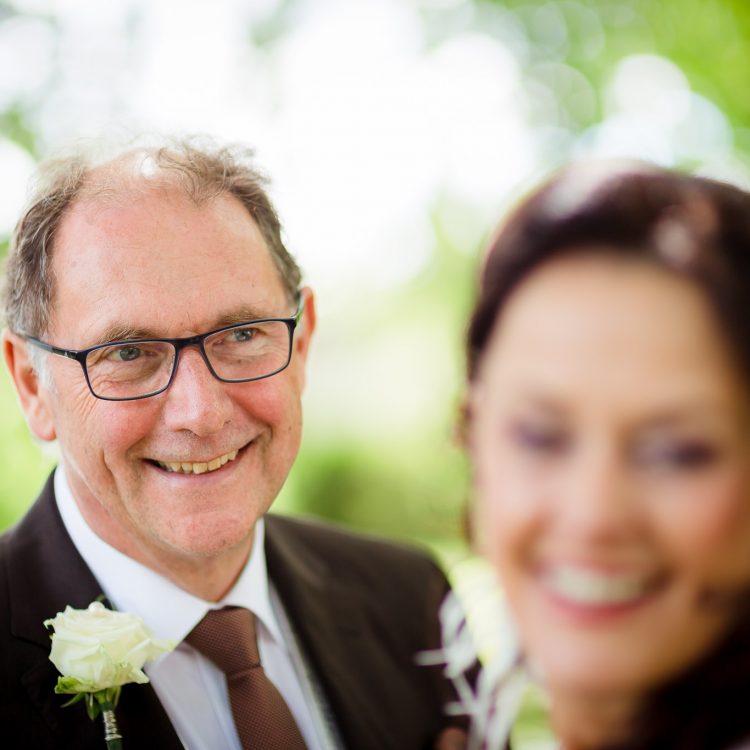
466, 162, 750, 749
467, 162, 750, 385
612, 609, 750, 750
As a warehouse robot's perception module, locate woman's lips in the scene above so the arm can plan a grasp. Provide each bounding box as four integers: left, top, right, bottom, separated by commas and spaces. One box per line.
540, 564, 662, 607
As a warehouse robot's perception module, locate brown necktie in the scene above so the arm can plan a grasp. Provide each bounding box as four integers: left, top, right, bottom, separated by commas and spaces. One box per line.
186, 606, 308, 750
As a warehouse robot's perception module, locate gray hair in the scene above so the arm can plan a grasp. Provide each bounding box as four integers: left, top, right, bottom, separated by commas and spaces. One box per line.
27, 343, 54, 391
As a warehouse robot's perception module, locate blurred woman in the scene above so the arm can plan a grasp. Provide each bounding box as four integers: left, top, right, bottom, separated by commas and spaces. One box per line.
461, 163, 750, 749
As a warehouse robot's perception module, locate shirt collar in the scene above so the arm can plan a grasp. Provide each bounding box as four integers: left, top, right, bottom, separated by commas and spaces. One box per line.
54, 463, 285, 648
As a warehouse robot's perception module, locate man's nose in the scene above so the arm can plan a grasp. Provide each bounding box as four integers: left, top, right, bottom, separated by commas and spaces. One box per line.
161, 347, 233, 436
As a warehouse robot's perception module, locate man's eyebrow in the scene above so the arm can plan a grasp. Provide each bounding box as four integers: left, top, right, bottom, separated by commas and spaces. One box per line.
88, 325, 160, 346
87, 307, 287, 347
213, 306, 282, 327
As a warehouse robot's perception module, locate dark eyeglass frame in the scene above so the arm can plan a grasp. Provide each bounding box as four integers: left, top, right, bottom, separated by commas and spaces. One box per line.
22, 299, 304, 402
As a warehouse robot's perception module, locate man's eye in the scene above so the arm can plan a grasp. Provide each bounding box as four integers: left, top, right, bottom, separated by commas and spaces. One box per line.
109, 346, 142, 362
229, 327, 256, 343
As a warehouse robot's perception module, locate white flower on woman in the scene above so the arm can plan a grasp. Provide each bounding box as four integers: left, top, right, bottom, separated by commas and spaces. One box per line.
419, 561, 548, 750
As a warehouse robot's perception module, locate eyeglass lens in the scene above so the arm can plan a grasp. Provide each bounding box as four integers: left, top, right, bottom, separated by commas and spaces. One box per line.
84, 320, 292, 399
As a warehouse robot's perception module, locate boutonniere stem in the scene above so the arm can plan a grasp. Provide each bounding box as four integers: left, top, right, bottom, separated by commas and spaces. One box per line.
60, 687, 122, 749
100, 694, 123, 750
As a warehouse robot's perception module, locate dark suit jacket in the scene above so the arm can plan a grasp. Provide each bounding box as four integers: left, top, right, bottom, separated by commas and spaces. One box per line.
0, 473, 461, 749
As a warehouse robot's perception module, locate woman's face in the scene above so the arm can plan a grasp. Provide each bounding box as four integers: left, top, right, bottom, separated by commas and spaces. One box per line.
471, 252, 750, 704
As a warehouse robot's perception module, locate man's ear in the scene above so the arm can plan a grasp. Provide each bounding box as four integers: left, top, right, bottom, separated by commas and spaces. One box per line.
294, 286, 316, 362
2, 330, 57, 441
289, 287, 316, 391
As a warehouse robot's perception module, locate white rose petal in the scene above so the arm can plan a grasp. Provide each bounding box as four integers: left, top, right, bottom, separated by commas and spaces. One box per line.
45, 601, 174, 692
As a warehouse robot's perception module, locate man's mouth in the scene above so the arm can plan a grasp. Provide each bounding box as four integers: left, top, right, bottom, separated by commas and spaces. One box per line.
153, 449, 240, 475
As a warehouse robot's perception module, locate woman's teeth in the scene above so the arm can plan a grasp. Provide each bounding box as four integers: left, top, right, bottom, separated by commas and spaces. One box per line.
156, 449, 239, 475
545, 566, 649, 605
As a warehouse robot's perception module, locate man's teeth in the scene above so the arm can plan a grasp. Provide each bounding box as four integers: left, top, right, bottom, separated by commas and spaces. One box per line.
545, 566, 648, 605
156, 449, 239, 475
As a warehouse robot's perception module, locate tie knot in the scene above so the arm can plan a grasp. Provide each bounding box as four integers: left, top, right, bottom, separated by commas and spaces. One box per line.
186, 606, 261, 675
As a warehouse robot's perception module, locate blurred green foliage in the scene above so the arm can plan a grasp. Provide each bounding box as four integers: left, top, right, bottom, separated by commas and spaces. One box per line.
502, 0, 750, 151
0, 365, 54, 529
275, 214, 478, 560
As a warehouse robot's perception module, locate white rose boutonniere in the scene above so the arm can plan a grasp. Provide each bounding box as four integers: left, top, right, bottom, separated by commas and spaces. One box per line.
45, 601, 174, 749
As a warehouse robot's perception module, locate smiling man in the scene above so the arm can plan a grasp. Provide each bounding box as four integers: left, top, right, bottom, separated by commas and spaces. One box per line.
0, 139, 463, 750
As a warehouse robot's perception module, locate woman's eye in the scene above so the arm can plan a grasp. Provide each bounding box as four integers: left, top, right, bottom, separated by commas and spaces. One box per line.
510, 422, 568, 453
637, 440, 719, 470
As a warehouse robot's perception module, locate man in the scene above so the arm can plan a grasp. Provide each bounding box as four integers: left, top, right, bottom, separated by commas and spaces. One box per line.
0, 139, 466, 749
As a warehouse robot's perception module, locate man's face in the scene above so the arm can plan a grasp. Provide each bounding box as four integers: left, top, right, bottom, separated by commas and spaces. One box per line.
29, 186, 313, 568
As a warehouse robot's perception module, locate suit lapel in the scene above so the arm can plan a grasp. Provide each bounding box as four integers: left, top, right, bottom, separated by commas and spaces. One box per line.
265, 514, 398, 750
6, 473, 182, 750
7, 476, 103, 647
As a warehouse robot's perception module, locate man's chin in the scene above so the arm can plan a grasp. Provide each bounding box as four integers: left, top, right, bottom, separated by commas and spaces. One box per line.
146, 513, 259, 564
180, 525, 255, 557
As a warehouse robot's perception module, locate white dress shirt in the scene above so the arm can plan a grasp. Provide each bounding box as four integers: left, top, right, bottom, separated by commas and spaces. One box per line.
54, 465, 339, 750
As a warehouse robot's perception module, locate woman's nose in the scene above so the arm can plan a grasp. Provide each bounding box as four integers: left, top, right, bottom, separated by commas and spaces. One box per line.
556, 442, 639, 544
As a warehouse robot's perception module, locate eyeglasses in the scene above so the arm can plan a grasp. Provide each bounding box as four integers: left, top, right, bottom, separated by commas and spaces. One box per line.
22, 301, 304, 401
